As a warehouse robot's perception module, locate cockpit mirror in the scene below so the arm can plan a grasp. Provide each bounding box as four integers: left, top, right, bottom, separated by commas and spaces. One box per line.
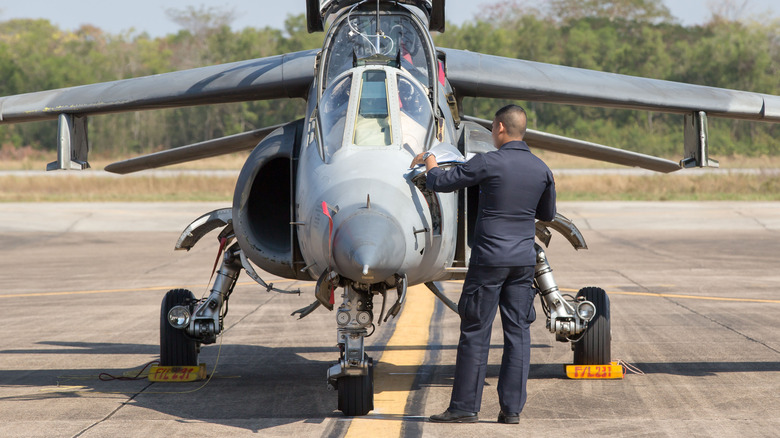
306, 0, 324, 33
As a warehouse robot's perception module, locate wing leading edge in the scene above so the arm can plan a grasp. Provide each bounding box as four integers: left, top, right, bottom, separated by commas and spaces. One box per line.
103, 122, 293, 174
0, 50, 318, 125
442, 48, 780, 123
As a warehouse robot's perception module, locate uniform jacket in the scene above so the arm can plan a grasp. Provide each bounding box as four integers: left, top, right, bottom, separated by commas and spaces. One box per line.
426, 140, 556, 266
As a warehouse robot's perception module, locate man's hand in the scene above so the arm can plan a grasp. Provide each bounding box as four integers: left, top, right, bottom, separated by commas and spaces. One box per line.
409, 152, 439, 170
410, 152, 426, 168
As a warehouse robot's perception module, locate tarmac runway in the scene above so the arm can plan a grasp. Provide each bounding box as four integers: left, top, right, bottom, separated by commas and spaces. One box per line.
1, 201, 779, 437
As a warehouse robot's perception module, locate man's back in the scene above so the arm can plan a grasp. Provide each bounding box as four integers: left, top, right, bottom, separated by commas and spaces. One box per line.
426, 140, 556, 267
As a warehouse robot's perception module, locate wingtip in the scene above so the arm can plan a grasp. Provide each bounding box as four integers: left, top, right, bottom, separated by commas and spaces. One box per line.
102, 162, 133, 175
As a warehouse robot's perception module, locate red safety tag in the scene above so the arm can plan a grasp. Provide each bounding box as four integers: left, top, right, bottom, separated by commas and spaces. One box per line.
209, 236, 228, 285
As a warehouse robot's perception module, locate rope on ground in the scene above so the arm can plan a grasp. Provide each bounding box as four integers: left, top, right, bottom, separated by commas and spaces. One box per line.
98, 360, 159, 381
616, 359, 645, 375
53, 334, 225, 395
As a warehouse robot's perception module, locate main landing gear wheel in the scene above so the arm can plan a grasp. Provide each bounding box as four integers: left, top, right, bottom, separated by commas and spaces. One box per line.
160, 289, 198, 366
338, 357, 374, 416
573, 287, 611, 365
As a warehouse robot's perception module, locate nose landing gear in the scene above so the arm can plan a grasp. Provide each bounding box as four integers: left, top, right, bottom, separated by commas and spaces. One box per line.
326, 283, 376, 416
326, 275, 406, 416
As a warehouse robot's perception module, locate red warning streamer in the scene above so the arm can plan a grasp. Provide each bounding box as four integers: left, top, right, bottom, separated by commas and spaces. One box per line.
209, 236, 228, 285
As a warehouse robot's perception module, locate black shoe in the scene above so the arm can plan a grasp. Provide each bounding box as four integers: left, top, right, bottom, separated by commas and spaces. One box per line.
497, 411, 519, 424
429, 409, 478, 423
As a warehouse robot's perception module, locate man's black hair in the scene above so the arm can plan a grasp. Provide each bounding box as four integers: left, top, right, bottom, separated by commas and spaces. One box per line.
495, 104, 528, 138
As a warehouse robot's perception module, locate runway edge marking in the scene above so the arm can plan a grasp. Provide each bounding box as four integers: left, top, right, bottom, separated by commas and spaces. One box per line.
344, 284, 436, 437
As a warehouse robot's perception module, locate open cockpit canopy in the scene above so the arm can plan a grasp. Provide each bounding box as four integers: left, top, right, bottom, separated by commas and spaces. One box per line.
320, 3, 436, 91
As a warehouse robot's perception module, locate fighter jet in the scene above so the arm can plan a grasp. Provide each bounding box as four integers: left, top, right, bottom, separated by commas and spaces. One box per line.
1, 0, 778, 416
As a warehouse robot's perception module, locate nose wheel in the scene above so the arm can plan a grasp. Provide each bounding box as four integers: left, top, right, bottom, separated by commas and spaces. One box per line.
337, 356, 374, 416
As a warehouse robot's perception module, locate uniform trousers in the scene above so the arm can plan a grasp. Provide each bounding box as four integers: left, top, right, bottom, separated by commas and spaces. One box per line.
449, 265, 536, 414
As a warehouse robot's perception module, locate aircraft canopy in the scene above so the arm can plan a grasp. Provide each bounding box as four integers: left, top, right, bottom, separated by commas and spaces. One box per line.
322, 9, 433, 89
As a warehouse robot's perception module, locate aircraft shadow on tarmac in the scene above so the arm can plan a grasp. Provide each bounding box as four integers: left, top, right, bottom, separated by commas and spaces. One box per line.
3, 340, 780, 432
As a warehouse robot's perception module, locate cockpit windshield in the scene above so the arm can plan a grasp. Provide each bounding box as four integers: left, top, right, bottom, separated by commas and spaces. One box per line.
318, 67, 434, 162
397, 75, 432, 155
319, 73, 352, 159
324, 11, 431, 88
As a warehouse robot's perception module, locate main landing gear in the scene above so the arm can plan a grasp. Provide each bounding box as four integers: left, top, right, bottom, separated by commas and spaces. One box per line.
158, 208, 295, 375
533, 214, 612, 365
159, 240, 242, 369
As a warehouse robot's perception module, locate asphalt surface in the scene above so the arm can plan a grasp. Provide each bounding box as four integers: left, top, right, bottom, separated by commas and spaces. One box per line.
1, 201, 779, 437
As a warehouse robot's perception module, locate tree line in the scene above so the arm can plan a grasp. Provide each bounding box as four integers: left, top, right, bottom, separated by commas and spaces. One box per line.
0, 1, 777, 160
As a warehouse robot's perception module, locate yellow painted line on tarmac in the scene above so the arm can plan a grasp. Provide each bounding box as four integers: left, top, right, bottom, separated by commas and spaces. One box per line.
345, 284, 436, 438
0, 280, 297, 299
39, 386, 88, 393
452, 280, 778, 304
560, 287, 780, 304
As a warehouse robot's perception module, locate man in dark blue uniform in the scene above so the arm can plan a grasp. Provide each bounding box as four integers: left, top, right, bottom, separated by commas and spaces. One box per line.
410, 104, 556, 424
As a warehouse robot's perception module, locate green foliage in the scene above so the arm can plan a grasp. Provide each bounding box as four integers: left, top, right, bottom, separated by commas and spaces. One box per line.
0, 2, 777, 160
547, 0, 674, 24
0, 10, 316, 155
437, 1, 779, 158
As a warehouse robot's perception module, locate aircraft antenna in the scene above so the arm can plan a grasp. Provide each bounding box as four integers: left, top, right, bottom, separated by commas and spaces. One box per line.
376, 0, 381, 48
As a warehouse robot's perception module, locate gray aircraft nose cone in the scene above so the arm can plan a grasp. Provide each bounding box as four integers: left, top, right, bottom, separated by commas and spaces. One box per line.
332, 210, 406, 282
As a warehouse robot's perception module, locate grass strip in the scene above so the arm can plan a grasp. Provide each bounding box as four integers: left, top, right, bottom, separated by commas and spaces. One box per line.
1, 171, 779, 202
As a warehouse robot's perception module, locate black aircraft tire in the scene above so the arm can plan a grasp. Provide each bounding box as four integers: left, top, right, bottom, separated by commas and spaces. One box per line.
160, 289, 198, 366
338, 358, 374, 416
573, 287, 611, 365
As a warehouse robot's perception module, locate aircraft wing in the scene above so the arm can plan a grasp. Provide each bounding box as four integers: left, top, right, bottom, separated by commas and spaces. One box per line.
0, 49, 318, 124
103, 123, 289, 174
441, 48, 780, 123
462, 115, 682, 173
